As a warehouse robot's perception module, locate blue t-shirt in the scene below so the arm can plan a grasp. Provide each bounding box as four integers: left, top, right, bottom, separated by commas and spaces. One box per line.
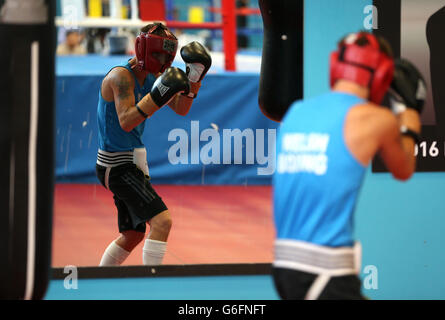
273, 92, 367, 247
97, 61, 156, 152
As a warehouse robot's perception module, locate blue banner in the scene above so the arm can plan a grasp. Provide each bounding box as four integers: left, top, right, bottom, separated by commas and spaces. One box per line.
56, 66, 279, 185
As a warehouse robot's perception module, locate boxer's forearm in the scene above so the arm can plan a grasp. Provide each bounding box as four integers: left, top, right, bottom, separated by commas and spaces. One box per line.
119, 95, 159, 132
167, 81, 201, 116
167, 94, 193, 116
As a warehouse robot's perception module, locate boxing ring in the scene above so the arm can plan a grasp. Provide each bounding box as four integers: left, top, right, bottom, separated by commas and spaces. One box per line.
56, 0, 263, 71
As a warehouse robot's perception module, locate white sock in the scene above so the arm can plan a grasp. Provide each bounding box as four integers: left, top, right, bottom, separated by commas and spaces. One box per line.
142, 239, 167, 265
99, 240, 131, 266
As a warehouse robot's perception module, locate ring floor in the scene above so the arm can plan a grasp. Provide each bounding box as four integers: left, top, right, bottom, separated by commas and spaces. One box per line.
52, 184, 274, 267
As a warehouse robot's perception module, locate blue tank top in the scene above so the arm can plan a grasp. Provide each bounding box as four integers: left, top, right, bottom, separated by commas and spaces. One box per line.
273, 92, 367, 247
97, 62, 156, 152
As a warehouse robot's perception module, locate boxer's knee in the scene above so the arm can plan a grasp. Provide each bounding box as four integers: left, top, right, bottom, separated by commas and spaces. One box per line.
149, 210, 172, 239
117, 230, 145, 251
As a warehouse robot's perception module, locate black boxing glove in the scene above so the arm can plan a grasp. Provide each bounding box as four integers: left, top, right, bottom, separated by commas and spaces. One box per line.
388, 58, 427, 115
180, 41, 212, 98
150, 67, 191, 108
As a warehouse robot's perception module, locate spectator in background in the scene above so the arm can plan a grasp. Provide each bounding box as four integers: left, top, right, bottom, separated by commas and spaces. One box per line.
86, 28, 111, 54
57, 29, 87, 55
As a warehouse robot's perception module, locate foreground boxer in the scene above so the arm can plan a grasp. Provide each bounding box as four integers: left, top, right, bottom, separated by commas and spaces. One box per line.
272, 32, 425, 299
96, 23, 211, 266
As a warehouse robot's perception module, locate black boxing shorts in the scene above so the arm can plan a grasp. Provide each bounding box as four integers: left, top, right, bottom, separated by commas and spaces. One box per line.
96, 149, 168, 233
272, 267, 365, 300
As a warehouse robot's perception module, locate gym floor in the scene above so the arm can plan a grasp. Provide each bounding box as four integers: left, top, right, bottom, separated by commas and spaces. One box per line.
49, 184, 277, 300
52, 184, 274, 267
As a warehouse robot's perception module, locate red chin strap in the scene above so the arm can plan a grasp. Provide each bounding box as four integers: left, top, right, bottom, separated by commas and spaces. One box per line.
330, 32, 394, 104
135, 24, 178, 74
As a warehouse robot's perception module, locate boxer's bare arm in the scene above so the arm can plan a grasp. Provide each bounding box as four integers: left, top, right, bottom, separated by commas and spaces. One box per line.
344, 104, 384, 167
166, 83, 200, 116
379, 108, 420, 180
345, 103, 419, 180
102, 68, 158, 132
166, 78, 201, 116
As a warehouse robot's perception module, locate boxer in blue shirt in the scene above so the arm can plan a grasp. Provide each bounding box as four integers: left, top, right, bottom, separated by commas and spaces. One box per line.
273, 32, 425, 299
96, 23, 211, 266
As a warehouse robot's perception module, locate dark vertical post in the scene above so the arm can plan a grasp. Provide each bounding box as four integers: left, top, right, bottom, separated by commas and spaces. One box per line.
0, 0, 55, 300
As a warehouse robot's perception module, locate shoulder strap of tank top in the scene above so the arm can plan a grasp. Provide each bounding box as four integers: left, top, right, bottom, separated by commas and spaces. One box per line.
102, 61, 141, 91
122, 61, 141, 91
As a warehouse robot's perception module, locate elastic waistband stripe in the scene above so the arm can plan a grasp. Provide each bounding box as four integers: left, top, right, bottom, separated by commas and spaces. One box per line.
274, 240, 358, 274
98, 149, 133, 157
97, 149, 134, 167
97, 154, 133, 161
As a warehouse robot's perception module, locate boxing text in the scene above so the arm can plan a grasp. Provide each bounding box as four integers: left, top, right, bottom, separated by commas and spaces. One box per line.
277, 133, 330, 175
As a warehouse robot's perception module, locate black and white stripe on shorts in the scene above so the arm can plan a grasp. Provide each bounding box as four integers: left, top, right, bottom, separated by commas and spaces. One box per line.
96, 149, 133, 167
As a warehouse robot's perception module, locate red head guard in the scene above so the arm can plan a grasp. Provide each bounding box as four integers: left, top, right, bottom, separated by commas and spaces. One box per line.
330, 32, 394, 104
135, 23, 178, 74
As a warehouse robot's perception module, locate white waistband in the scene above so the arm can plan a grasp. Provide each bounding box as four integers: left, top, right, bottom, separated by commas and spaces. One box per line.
273, 239, 362, 276
96, 149, 134, 168
97, 148, 150, 177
